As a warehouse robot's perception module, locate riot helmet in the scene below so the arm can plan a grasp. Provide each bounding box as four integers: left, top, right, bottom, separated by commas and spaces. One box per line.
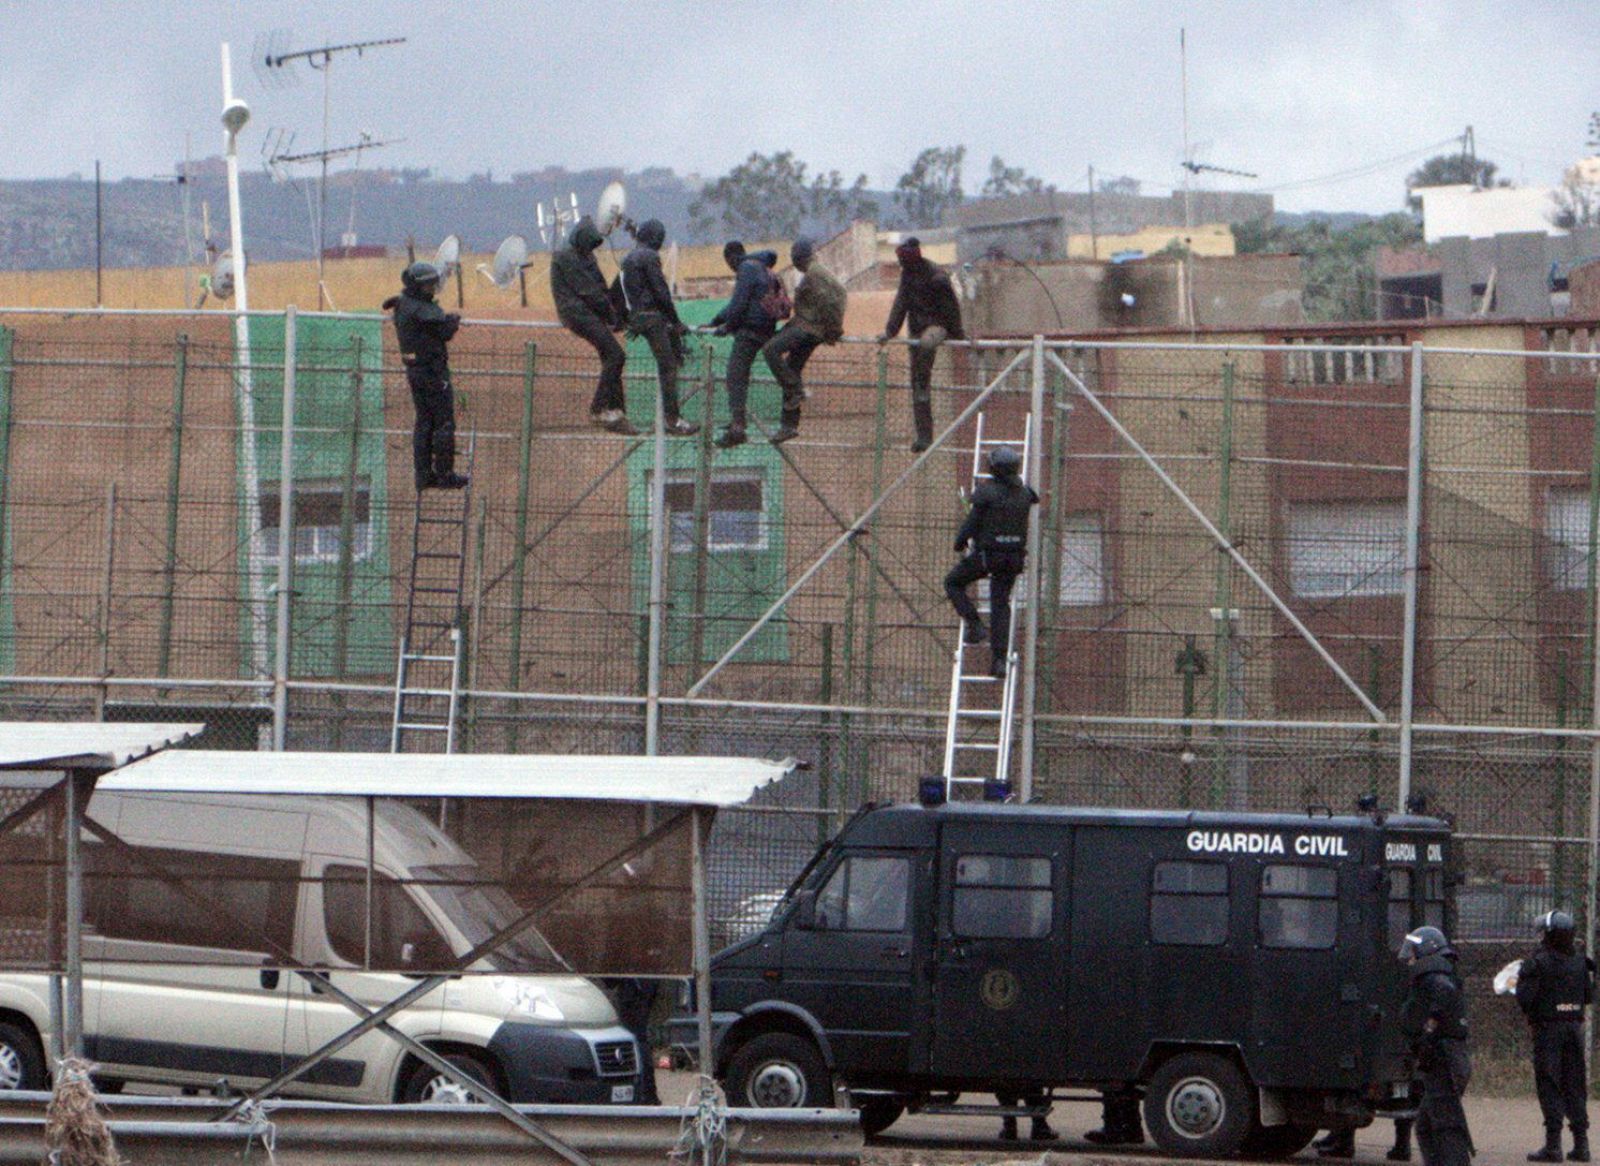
1538, 910, 1576, 936
403, 261, 442, 297
1398, 925, 1449, 962
988, 445, 1023, 477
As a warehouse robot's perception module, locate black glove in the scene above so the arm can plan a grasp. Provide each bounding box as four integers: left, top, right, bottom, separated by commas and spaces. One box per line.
954, 538, 968, 553
445, 313, 462, 327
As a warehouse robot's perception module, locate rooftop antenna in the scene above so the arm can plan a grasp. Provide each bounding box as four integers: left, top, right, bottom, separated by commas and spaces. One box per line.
535, 191, 580, 249
254, 30, 406, 307
1177, 27, 1256, 229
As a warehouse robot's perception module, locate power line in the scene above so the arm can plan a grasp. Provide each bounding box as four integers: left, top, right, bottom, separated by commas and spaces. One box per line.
1249, 136, 1465, 195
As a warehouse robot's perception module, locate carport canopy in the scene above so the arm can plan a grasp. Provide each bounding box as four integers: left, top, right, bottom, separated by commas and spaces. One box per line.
0, 722, 202, 771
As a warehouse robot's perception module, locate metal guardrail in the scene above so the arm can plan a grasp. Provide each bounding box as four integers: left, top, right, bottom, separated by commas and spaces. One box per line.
0, 1093, 863, 1165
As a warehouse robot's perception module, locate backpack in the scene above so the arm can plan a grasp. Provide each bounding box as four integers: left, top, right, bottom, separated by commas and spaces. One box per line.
760, 271, 792, 323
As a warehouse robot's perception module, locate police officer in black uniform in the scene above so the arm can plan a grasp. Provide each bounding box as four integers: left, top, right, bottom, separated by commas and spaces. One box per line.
1399, 926, 1473, 1166
384, 262, 468, 490
1517, 910, 1595, 1162
946, 445, 1039, 679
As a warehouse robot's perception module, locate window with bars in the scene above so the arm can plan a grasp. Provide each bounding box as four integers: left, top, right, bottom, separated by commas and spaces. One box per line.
1059, 511, 1109, 606
1545, 488, 1593, 591
257, 479, 372, 565
1282, 336, 1405, 385
1286, 500, 1406, 598
660, 470, 767, 552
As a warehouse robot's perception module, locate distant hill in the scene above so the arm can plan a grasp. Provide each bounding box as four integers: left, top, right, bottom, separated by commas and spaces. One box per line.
1271, 209, 1381, 232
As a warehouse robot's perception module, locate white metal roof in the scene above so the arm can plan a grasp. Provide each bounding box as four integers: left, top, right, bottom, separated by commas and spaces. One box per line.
100, 751, 795, 806
0, 723, 203, 771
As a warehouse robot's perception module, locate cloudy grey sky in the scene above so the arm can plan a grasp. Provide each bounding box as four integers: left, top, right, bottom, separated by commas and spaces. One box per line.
3, 0, 1594, 214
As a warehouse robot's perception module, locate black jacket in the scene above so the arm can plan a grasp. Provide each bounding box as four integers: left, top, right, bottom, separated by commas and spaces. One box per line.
1517, 945, 1595, 1022
884, 258, 964, 340
391, 287, 459, 381
1402, 951, 1469, 1063
621, 221, 681, 328
551, 220, 616, 328
709, 251, 780, 337
956, 473, 1038, 554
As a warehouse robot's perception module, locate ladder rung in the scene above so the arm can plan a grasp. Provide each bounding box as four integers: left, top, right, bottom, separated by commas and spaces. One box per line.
397, 722, 450, 732
416, 515, 465, 526
947, 776, 987, 784
958, 675, 1000, 684
953, 742, 1001, 751
400, 688, 455, 698
403, 653, 457, 663
413, 586, 459, 595
416, 551, 462, 560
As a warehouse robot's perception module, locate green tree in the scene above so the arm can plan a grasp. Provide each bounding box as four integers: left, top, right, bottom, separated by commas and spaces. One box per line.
1096, 175, 1141, 196
1404, 153, 1507, 211
980, 155, 1049, 198
894, 145, 966, 228
689, 151, 876, 241
1236, 213, 1423, 321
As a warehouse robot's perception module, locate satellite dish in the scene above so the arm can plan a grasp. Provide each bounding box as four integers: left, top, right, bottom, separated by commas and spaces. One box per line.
477, 235, 528, 288
433, 234, 460, 282
210, 253, 236, 300
596, 181, 634, 238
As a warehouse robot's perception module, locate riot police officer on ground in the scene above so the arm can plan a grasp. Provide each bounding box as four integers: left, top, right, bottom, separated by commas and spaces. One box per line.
946, 445, 1038, 679
1517, 910, 1595, 1162
1399, 927, 1473, 1166
384, 262, 467, 490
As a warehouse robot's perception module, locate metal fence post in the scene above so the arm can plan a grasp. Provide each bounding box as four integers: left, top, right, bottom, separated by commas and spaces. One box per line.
1019, 335, 1046, 801
508, 341, 536, 707
157, 334, 189, 678
271, 305, 298, 752
95, 482, 116, 720
1397, 341, 1424, 807
1584, 369, 1600, 1068
645, 361, 669, 754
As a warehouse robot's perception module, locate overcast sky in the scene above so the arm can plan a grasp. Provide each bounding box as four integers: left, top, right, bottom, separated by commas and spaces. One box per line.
2, 0, 1594, 215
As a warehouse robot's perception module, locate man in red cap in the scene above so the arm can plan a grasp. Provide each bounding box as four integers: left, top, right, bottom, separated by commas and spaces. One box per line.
877, 237, 965, 451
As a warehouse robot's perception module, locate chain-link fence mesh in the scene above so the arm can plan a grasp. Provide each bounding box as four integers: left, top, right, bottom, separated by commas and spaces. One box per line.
5, 309, 1600, 1080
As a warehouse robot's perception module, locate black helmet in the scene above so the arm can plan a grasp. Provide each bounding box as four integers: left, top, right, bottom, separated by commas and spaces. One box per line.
1538, 910, 1576, 936
1399, 926, 1449, 961
402, 261, 442, 293
988, 445, 1023, 476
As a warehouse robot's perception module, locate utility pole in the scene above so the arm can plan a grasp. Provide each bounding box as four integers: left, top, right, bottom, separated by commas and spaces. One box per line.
1087, 165, 1099, 260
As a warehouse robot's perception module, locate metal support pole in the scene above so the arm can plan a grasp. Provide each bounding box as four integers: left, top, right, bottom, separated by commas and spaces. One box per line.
271, 306, 298, 751
157, 334, 189, 678
63, 770, 87, 1058
691, 805, 714, 1075
689, 345, 715, 675
1397, 342, 1424, 806
1584, 370, 1600, 1070
645, 363, 670, 754
95, 483, 116, 720
0, 327, 13, 617
465, 496, 488, 750
1210, 361, 1236, 805
507, 341, 536, 704
332, 335, 363, 685
688, 346, 1030, 698
1019, 336, 1047, 800
1047, 349, 1385, 721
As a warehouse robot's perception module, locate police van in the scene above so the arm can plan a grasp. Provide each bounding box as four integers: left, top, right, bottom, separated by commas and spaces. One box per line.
694, 799, 1450, 1156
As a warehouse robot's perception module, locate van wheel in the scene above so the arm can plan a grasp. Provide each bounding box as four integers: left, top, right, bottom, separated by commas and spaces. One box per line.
1242, 1121, 1318, 1158
0, 1022, 45, 1091
726, 1033, 829, 1108
857, 1097, 905, 1136
1144, 1051, 1254, 1157
403, 1051, 499, 1104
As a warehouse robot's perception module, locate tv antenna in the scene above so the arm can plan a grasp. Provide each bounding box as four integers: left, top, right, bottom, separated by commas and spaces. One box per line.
535, 192, 580, 249
1177, 28, 1256, 227
253, 30, 406, 307
477, 235, 532, 306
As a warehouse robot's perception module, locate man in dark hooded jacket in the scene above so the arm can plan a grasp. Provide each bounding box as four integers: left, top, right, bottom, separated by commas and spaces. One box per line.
761, 236, 846, 444
877, 237, 965, 451
384, 262, 467, 490
708, 241, 780, 449
620, 219, 699, 437
947, 445, 1038, 678
551, 217, 634, 434
1517, 910, 1594, 1162
1399, 927, 1473, 1166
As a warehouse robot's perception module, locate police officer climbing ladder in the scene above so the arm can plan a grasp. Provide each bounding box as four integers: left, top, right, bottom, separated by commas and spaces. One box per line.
1518, 910, 1595, 1164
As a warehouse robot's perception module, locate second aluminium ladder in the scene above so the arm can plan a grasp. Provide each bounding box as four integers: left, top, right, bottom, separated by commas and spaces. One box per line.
940, 411, 1033, 801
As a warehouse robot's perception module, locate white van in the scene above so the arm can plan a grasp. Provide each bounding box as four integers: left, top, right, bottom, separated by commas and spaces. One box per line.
0, 792, 644, 1104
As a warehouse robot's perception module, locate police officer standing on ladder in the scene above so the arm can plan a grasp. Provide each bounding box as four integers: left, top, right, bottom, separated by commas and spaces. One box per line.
384, 262, 468, 490
1399, 926, 1474, 1166
946, 445, 1038, 679
1517, 910, 1595, 1162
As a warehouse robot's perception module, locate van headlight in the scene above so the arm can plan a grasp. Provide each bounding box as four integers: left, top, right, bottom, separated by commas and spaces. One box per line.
495, 978, 565, 1022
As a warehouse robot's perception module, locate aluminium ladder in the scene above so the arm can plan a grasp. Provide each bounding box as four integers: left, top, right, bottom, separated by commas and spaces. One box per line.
940, 411, 1033, 801
390, 437, 474, 754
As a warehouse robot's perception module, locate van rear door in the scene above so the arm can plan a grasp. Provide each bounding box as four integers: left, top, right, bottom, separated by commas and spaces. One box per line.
927, 820, 1066, 1081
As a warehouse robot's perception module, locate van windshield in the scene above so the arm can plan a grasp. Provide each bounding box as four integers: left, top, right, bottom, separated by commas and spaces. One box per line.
415, 865, 569, 973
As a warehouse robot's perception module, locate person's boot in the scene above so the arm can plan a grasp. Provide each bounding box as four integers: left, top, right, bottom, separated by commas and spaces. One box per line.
1570, 1131, 1591, 1163
999, 1114, 1019, 1142
714, 424, 747, 449
1030, 1117, 1058, 1143
1531, 1128, 1565, 1162
989, 655, 1007, 680
603, 411, 640, 435
1388, 1118, 1413, 1162
414, 469, 436, 490
663, 418, 700, 437
770, 411, 801, 445
1317, 1128, 1356, 1158
963, 617, 987, 645
434, 472, 470, 490
910, 400, 934, 453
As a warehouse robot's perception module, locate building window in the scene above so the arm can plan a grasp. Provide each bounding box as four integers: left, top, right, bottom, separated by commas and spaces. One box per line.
1287, 501, 1406, 598
1059, 512, 1109, 606
1283, 336, 1405, 385
660, 470, 767, 553
951, 854, 1053, 939
257, 479, 372, 565
1259, 863, 1338, 949
1150, 861, 1229, 946
1546, 488, 1592, 591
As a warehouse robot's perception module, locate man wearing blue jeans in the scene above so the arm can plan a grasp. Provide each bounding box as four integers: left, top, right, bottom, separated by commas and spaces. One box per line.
709, 242, 780, 449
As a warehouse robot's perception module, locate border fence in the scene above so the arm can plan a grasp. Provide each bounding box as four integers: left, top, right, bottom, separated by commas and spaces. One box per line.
3, 306, 1600, 1066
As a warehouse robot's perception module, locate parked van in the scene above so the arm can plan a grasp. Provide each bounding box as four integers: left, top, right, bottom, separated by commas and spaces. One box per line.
686, 800, 1452, 1156
0, 792, 645, 1105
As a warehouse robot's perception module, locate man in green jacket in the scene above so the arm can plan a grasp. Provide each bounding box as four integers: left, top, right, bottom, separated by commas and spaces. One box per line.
761, 236, 846, 445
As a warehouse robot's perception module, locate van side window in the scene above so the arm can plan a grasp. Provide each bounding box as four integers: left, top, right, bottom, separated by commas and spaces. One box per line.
1150, 861, 1229, 946
1260, 864, 1338, 949
84, 841, 298, 955
815, 856, 909, 933
952, 854, 1052, 939
1387, 868, 1414, 948
323, 864, 452, 968
1423, 868, 1446, 930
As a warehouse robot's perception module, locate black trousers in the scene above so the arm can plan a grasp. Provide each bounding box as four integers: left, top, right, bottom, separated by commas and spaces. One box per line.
1534, 1020, 1589, 1134
629, 313, 684, 422
601, 978, 661, 1105
565, 311, 627, 415
724, 328, 770, 427
762, 323, 822, 419
945, 549, 1026, 659
1415, 1041, 1472, 1166
406, 369, 455, 479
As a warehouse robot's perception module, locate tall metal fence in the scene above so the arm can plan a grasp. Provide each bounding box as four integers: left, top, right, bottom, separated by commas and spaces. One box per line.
4, 307, 1600, 1040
